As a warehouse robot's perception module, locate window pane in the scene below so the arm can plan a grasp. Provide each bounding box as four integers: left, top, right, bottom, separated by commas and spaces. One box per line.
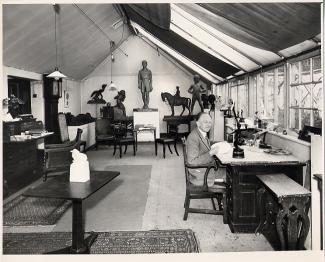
257, 73, 265, 116
274, 66, 285, 127
249, 75, 257, 117
313, 56, 322, 82
237, 83, 248, 117
289, 109, 299, 130
265, 71, 275, 119
313, 110, 322, 128
290, 62, 300, 84
301, 59, 311, 83
301, 109, 311, 127
312, 82, 323, 110
229, 85, 237, 109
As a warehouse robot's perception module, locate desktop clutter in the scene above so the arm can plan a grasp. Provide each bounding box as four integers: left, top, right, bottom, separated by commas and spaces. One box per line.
69, 149, 90, 182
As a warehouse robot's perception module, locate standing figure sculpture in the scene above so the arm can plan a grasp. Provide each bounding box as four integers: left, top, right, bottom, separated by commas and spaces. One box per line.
188, 75, 206, 114
138, 60, 153, 109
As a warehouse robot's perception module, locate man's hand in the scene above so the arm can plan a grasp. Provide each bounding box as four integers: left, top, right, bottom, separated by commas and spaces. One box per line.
209, 147, 219, 156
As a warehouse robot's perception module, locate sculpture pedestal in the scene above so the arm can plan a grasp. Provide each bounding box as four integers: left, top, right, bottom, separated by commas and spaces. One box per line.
133, 109, 160, 141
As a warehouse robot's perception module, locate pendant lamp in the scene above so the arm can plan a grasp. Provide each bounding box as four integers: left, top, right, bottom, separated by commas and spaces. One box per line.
47, 4, 67, 80
108, 41, 117, 91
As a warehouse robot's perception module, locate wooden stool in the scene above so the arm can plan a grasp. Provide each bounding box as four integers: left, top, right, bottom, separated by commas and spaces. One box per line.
155, 138, 179, 158
256, 174, 311, 250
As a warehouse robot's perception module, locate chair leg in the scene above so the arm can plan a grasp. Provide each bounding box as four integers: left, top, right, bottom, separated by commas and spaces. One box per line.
167, 143, 173, 154
222, 193, 228, 224
183, 195, 190, 221
211, 198, 217, 210
124, 145, 128, 154
216, 195, 223, 210
119, 144, 122, 158
133, 142, 136, 156
113, 142, 116, 156
174, 141, 179, 156
163, 143, 166, 159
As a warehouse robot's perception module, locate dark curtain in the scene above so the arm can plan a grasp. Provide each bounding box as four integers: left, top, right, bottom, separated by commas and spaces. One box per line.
179, 3, 321, 52
128, 4, 171, 30
122, 4, 239, 79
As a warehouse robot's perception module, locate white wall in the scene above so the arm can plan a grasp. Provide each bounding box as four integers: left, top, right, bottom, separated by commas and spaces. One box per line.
58, 79, 81, 116
81, 35, 205, 133
310, 135, 323, 250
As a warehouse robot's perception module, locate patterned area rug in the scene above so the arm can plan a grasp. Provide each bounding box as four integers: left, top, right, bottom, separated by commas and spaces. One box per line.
3, 195, 71, 226
3, 229, 199, 254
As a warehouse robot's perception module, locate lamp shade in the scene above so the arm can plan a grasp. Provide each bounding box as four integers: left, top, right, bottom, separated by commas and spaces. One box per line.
47, 67, 67, 80
108, 81, 117, 91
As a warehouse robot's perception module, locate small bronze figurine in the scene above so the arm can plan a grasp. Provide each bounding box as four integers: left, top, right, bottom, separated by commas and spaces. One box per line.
88, 84, 107, 104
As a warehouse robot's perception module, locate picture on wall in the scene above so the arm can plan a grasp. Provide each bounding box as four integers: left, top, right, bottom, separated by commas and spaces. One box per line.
64, 88, 70, 108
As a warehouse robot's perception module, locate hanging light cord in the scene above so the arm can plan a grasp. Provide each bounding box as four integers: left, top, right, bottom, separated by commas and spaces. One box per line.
54, 10, 58, 68
73, 4, 128, 57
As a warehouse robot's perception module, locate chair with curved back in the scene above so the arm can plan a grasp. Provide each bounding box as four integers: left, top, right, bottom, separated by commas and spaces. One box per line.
181, 137, 227, 222
43, 128, 83, 181
58, 113, 86, 152
95, 118, 115, 150
112, 120, 136, 158
155, 124, 179, 158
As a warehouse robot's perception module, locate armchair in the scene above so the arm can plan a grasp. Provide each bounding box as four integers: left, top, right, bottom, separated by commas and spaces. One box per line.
182, 137, 227, 222
43, 128, 83, 181
95, 118, 114, 150
58, 113, 86, 152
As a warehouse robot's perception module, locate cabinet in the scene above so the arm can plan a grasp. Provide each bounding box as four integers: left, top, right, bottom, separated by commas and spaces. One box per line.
3, 140, 42, 197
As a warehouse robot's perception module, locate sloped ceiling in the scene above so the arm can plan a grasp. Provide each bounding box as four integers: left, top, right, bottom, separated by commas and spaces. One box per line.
3, 4, 130, 80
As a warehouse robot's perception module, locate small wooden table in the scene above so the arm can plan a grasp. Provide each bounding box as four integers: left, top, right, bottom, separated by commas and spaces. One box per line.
133, 125, 157, 152
23, 170, 120, 254
214, 145, 306, 233
256, 174, 311, 250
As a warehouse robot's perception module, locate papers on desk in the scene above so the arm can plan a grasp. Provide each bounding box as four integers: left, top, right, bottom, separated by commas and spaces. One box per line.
211, 141, 232, 155
138, 124, 154, 130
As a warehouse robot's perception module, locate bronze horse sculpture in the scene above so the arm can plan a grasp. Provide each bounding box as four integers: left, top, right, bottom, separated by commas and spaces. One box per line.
161, 92, 191, 116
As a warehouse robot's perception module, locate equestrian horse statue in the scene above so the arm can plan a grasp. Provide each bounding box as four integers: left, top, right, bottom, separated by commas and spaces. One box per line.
161, 92, 191, 116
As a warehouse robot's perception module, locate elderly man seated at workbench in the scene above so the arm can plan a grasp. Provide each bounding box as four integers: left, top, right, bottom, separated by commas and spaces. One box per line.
186, 112, 225, 187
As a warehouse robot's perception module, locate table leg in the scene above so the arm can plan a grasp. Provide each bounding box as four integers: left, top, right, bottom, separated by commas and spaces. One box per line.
275, 197, 310, 250
47, 200, 98, 254
134, 131, 138, 151
154, 130, 157, 154
71, 200, 87, 252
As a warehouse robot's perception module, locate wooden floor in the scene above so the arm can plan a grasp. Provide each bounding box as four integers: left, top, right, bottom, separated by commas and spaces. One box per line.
3, 143, 274, 252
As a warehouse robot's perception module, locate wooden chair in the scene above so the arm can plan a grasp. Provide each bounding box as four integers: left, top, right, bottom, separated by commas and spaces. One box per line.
112, 121, 136, 158
58, 113, 86, 152
155, 125, 179, 158
43, 128, 83, 181
95, 118, 114, 150
182, 137, 227, 222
